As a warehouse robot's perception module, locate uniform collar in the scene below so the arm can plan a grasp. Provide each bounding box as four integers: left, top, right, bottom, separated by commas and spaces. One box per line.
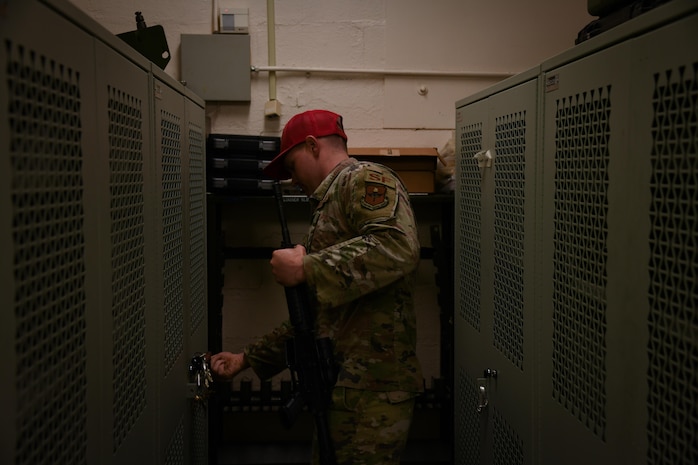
309, 157, 357, 206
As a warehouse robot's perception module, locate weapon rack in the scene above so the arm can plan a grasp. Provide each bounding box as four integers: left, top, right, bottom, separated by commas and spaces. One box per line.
206, 193, 455, 465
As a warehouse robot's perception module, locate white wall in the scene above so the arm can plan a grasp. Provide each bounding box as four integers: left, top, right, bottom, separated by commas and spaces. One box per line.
68, 0, 592, 150
66, 0, 593, 385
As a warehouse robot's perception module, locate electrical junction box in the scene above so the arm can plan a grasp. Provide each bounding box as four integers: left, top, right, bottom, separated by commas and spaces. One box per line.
219, 7, 249, 33
181, 34, 251, 101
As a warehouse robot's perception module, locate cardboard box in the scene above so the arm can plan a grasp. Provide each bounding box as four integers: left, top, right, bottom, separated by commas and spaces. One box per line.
348, 147, 439, 193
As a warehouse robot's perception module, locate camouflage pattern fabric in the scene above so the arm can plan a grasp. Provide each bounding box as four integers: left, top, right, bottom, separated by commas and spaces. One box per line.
311, 387, 417, 465
245, 157, 423, 394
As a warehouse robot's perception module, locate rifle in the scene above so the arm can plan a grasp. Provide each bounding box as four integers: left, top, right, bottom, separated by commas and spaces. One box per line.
272, 182, 337, 465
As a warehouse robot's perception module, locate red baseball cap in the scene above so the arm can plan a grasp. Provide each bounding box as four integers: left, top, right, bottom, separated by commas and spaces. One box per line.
263, 109, 348, 180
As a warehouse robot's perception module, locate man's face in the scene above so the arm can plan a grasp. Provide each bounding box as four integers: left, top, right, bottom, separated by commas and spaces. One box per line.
283, 142, 316, 195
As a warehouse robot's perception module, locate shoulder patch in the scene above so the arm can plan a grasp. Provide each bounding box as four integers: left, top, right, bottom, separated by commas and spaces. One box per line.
360, 167, 396, 211
362, 183, 388, 210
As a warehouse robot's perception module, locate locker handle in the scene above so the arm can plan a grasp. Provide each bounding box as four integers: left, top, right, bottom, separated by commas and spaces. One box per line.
476, 378, 488, 413
473, 149, 493, 169
476, 368, 497, 413
188, 352, 213, 402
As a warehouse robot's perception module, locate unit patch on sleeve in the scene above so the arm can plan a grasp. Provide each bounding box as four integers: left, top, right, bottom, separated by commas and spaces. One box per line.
353, 164, 397, 212
362, 183, 388, 209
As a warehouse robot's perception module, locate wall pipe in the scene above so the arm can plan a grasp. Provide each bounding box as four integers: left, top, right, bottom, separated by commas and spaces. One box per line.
267, 0, 277, 101
251, 65, 514, 79
212, 0, 218, 32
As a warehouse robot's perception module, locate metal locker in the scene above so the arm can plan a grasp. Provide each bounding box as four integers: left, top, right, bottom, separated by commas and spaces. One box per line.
630, 14, 698, 465
0, 1, 99, 464
539, 11, 698, 465
151, 67, 209, 465
93, 38, 158, 465
1, 1, 209, 464
455, 95, 489, 465
627, 13, 697, 465
152, 72, 187, 392
455, 72, 539, 465
539, 38, 634, 465
455, 2, 697, 464
185, 84, 209, 465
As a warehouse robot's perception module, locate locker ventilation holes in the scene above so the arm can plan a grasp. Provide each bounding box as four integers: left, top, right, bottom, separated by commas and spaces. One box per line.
457, 122, 484, 331
493, 112, 526, 371
455, 368, 481, 465
8, 40, 88, 465
492, 408, 524, 465
108, 85, 148, 451
188, 122, 206, 335
552, 86, 610, 441
646, 62, 698, 465
161, 110, 184, 375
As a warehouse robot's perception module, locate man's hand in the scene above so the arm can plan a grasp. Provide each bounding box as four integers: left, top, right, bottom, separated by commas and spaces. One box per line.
270, 244, 307, 287
210, 352, 249, 381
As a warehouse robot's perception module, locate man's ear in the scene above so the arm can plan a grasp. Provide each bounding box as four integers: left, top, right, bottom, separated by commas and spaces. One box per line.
305, 135, 320, 155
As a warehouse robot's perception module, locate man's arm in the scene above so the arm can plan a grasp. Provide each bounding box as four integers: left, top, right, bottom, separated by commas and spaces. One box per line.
304, 168, 420, 309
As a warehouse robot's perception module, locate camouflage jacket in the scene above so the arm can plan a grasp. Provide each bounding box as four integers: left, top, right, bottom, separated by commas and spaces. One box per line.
245, 158, 424, 393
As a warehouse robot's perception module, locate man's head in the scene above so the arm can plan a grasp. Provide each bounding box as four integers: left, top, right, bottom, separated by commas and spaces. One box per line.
263, 109, 348, 182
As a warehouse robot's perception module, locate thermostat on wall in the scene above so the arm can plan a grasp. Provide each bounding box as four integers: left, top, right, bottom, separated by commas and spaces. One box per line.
219, 7, 249, 34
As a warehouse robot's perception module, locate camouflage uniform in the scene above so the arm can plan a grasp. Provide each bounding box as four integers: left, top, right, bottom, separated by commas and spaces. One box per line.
245, 158, 423, 464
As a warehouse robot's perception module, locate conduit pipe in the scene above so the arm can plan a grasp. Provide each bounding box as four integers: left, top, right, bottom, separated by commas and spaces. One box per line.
252, 65, 514, 79
212, 0, 218, 32
267, 0, 277, 101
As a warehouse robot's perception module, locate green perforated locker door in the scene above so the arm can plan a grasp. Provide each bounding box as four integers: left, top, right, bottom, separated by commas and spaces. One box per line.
539, 12, 698, 465
152, 70, 209, 465
1, 1, 208, 464
454, 76, 538, 465
93, 38, 158, 465
0, 1, 100, 463
539, 35, 634, 465
629, 15, 698, 465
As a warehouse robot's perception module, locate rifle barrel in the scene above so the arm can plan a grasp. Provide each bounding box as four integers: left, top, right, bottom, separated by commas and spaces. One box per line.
273, 182, 293, 248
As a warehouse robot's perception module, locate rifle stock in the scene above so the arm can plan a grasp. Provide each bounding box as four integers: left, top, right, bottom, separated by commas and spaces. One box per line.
272, 182, 337, 465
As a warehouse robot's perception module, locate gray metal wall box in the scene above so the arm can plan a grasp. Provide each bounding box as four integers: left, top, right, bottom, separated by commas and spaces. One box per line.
181, 34, 251, 101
